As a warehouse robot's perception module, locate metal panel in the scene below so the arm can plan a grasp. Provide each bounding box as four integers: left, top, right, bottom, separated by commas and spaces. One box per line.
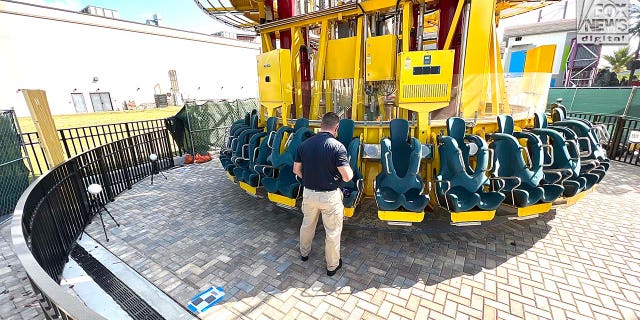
365, 35, 397, 81
325, 37, 357, 80
257, 49, 293, 108
396, 50, 455, 104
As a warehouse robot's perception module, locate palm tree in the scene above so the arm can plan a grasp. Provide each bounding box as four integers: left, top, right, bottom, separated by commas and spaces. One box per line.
603, 46, 633, 73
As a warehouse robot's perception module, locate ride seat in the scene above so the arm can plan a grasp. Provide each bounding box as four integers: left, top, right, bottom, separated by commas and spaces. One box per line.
262, 118, 314, 198
374, 119, 429, 212
530, 112, 600, 197
490, 115, 564, 207
226, 114, 261, 175
551, 105, 610, 173
234, 117, 278, 186
336, 119, 363, 209
220, 110, 257, 168
436, 117, 505, 212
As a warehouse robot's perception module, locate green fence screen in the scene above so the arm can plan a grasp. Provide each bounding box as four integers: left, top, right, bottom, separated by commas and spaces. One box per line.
0, 110, 31, 220
168, 99, 259, 155
547, 88, 640, 117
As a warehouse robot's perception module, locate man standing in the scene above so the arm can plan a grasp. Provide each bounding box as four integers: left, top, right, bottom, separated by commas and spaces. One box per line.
293, 112, 353, 276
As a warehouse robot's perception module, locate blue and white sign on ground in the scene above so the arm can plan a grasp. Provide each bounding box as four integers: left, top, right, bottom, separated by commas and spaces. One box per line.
187, 287, 225, 313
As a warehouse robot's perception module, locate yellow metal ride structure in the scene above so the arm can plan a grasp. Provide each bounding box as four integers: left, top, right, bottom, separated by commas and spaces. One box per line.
201, 0, 611, 226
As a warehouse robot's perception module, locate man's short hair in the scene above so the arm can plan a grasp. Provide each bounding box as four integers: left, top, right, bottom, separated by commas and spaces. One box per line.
321, 112, 340, 130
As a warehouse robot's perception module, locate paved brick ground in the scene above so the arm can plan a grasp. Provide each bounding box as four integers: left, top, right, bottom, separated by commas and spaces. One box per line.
81, 160, 640, 320
0, 223, 43, 319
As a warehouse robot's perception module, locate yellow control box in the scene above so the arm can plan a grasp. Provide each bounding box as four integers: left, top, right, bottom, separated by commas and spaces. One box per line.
396, 50, 454, 104
365, 35, 397, 81
257, 49, 293, 107
326, 37, 357, 80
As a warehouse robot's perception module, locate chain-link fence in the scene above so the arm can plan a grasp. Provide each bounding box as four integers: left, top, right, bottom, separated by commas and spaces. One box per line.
167, 99, 258, 155
1, 110, 33, 221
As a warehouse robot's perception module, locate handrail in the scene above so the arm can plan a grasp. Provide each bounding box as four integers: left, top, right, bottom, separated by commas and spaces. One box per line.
11, 128, 174, 319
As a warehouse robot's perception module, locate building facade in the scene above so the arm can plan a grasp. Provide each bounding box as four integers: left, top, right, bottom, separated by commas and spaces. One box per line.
0, 0, 260, 116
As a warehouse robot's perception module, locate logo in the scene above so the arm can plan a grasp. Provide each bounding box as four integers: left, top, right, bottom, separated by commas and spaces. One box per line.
577, 0, 629, 44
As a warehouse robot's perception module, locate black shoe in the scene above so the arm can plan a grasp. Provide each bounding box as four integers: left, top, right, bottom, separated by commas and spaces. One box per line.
301, 255, 308, 261
327, 259, 342, 276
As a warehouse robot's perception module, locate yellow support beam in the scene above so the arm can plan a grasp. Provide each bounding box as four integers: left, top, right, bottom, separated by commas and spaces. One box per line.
488, 22, 499, 116
310, 20, 329, 120
401, 1, 413, 53
352, 16, 364, 120
291, 27, 304, 117
459, 0, 496, 118
261, 33, 274, 52
22, 89, 65, 166
443, 0, 464, 50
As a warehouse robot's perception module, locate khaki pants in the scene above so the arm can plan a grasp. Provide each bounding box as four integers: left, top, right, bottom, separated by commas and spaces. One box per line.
299, 188, 344, 271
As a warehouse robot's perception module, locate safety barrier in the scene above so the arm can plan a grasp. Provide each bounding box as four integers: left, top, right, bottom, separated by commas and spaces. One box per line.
21, 119, 172, 176
11, 129, 174, 319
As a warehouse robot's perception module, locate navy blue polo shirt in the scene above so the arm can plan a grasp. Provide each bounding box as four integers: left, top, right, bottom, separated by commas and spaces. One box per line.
295, 132, 349, 191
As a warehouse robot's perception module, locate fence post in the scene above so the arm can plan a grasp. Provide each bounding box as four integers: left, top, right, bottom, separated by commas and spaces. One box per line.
58, 130, 73, 158
117, 140, 132, 189
68, 158, 92, 223
162, 129, 175, 167
608, 116, 626, 159
95, 147, 115, 201
622, 87, 636, 117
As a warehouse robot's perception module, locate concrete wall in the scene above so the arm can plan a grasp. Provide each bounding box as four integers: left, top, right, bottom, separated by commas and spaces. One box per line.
0, 1, 260, 116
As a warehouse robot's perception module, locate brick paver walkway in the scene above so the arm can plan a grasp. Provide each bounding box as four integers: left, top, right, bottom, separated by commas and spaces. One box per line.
82, 160, 640, 320
0, 223, 43, 319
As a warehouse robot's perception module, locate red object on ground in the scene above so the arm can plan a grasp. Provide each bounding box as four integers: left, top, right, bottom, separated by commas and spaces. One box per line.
184, 154, 195, 164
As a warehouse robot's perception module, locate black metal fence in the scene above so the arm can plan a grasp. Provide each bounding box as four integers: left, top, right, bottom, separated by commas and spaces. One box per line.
22, 119, 173, 176
12, 129, 174, 319
567, 111, 640, 166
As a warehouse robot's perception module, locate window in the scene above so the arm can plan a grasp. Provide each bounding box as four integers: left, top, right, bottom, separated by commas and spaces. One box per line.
89, 92, 114, 112
71, 93, 87, 113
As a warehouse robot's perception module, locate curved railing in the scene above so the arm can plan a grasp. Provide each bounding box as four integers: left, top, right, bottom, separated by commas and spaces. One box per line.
11, 129, 174, 319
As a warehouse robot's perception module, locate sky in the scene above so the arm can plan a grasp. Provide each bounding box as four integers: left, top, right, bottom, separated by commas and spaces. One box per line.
23, 0, 640, 68
23, 0, 240, 34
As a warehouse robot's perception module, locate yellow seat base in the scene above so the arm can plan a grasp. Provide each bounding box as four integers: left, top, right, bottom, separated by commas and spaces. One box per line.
267, 192, 297, 208
450, 210, 496, 223
553, 185, 596, 207
344, 207, 355, 217
225, 172, 236, 183
502, 202, 552, 217
239, 182, 257, 195
378, 210, 424, 223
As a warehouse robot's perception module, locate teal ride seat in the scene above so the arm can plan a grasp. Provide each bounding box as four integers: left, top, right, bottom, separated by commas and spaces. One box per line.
220, 110, 257, 168
551, 105, 610, 173
436, 117, 505, 212
530, 112, 599, 197
336, 119, 363, 209
226, 114, 261, 175
374, 119, 429, 212
489, 115, 564, 207
234, 117, 278, 186
269, 118, 312, 169
262, 118, 314, 198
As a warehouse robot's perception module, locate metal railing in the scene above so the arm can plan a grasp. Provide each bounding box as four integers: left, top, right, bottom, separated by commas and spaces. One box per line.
11, 129, 174, 319
21, 119, 174, 176
567, 111, 640, 166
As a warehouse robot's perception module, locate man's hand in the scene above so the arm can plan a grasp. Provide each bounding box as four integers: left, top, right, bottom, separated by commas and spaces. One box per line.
338, 165, 353, 182
293, 162, 303, 179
